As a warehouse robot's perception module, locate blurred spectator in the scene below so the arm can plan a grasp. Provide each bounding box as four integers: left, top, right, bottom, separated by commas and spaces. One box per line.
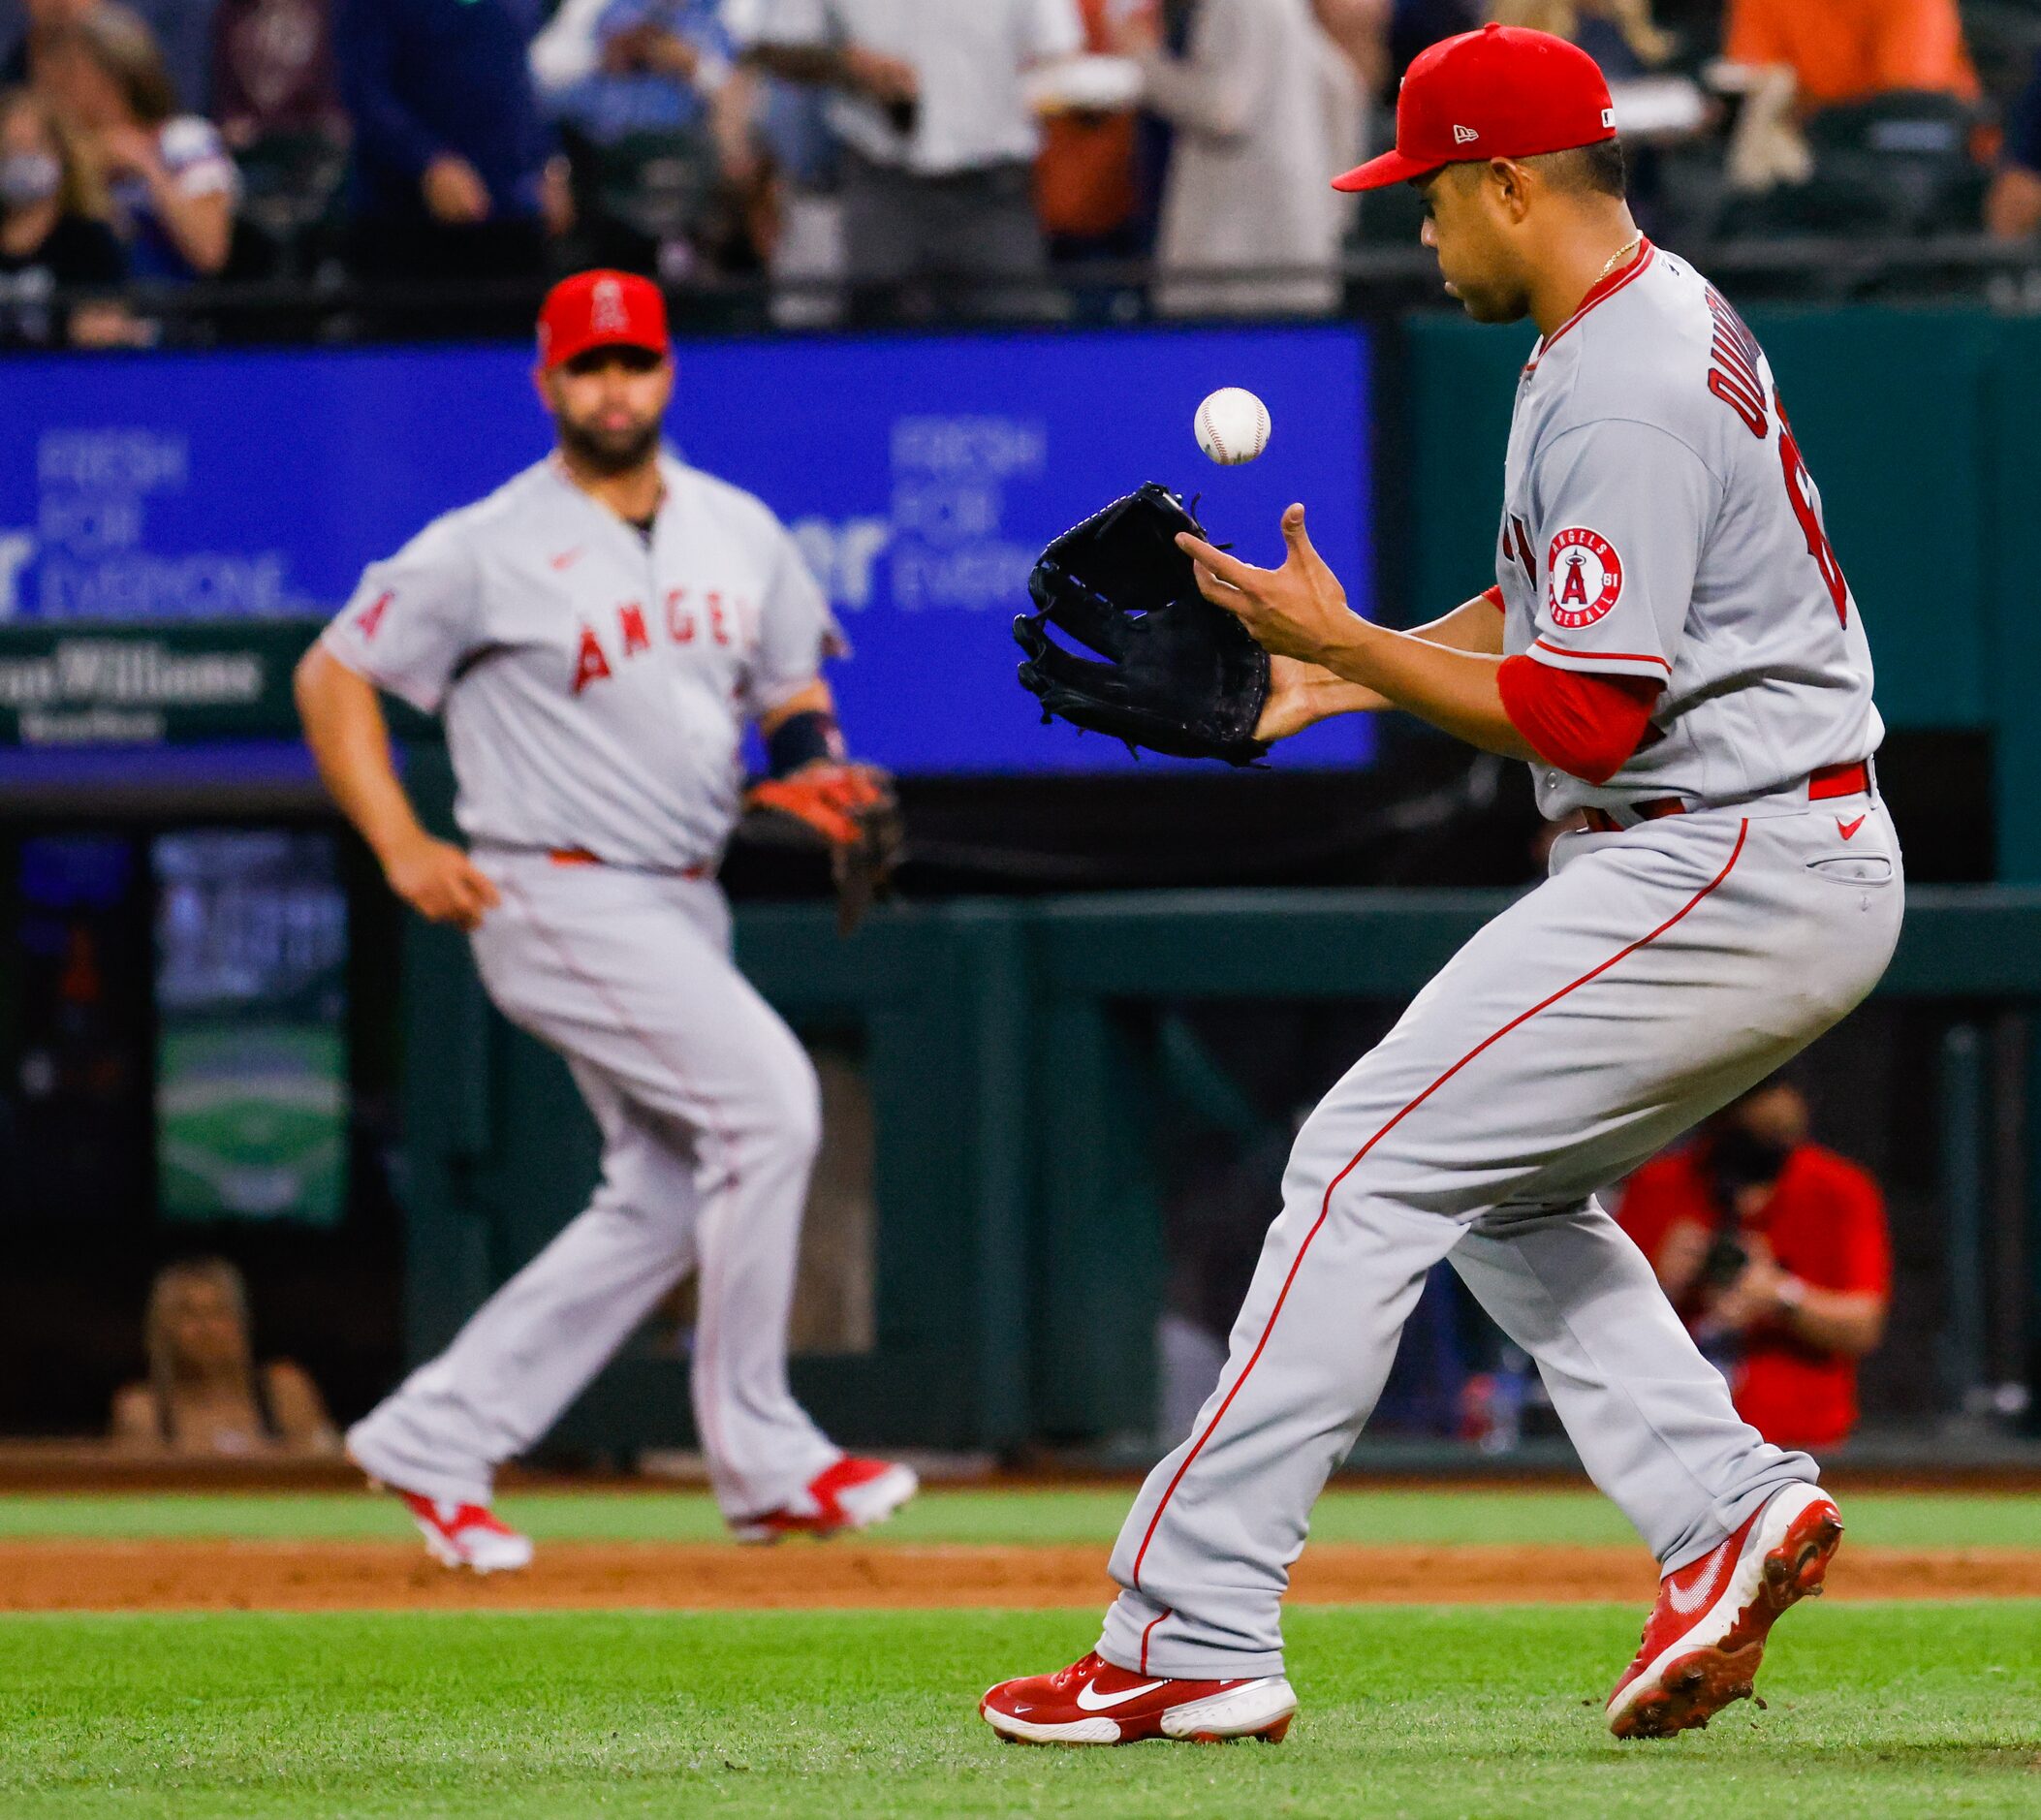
1617, 1077, 1892, 1452
1722, 0, 1978, 114
745, 0, 1083, 319
1719, 0, 1977, 196
1115, 0, 1361, 317
336, 0, 562, 297
1388, 0, 1477, 92
1035, 0, 1151, 269
4, 1, 216, 116
1490, 1, 1674, 78
210, 0, 344, 151
1987, 49, 2041, 241
533, 0, 735, 147
533, 0, 751, 280
0, 81, 132, 342
1313, 0, 1390, 97
36, 5, 237, 278
110, 1258, 338, 1459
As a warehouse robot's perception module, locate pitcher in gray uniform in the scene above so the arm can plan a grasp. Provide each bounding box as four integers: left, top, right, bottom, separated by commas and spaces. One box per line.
296, 269, 917, 1571
983, 24, 1896, 1747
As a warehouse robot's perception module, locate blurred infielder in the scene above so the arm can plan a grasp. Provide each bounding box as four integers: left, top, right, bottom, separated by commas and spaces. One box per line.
297, 269, 915, 1569
986, 25, 1899, 1744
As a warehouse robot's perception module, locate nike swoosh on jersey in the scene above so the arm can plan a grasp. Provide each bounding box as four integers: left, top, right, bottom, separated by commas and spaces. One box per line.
1074, 1678, 1169, 1711
1837, 815, 1866, 840
550, 548, 585, 571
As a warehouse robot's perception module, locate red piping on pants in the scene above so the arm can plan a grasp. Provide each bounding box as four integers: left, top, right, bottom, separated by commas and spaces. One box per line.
1129, 819, 1752, 1592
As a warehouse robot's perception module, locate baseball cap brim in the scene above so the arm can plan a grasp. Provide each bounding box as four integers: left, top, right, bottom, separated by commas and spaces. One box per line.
547, 327, 668, 368
1332, 148, 1447, 192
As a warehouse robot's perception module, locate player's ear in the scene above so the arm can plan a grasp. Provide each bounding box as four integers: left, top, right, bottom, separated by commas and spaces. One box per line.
531, 364, 554, 412
1490, 158, 1533, 225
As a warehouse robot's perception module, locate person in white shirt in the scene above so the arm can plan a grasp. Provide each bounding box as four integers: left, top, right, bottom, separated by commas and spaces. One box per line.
743, 0, 1083, 317
1114, 0, 1361, 318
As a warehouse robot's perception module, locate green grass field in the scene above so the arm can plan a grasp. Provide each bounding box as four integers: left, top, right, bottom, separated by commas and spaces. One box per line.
3, 1485, 2038, 1550
4, 1489, 2036, 1817
5, 1605, 2036, 1819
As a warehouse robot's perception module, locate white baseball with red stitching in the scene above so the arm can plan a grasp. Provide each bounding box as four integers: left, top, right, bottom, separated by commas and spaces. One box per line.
1195, 388, 1272, 465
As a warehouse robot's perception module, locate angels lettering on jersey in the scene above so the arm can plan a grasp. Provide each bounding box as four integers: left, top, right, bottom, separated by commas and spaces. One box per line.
322, 453, 840, 873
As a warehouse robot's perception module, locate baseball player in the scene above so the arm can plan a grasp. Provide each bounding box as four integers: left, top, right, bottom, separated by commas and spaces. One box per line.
296, 268, 916, 1569
983, 24, 1899, 1745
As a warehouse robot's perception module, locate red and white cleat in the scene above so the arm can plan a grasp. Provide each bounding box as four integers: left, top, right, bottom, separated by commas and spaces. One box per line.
980, 1651, 1298, 1746
1607, 1482, 1842, 1739
395, 1491, 535, 1574
728, 1456, 919, 1544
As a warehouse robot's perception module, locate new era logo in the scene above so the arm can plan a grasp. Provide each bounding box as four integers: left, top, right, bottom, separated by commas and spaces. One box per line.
1453, 124, 1479, 144
1602, 107, 1616, 128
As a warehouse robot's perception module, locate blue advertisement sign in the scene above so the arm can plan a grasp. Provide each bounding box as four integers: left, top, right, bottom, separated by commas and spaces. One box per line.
0, 324, 1374, 772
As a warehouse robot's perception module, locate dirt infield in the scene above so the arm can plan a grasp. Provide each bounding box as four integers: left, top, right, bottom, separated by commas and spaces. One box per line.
4, 1540, 2037, 1613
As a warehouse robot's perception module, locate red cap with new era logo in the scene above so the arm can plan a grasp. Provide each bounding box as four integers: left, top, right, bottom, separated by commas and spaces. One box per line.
1333, 23, 1617, 192
537, 268, 670, 370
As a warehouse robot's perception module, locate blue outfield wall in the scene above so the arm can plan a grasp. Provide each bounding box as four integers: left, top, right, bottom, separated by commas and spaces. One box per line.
0, 324, 1375, 775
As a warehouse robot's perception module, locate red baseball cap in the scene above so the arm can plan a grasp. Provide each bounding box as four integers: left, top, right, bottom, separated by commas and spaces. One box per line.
536, 268, 670, 370
1333, 23, 1617, 192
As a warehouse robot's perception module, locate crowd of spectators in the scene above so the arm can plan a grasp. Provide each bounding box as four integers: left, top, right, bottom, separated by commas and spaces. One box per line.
2, 0, 2041, 345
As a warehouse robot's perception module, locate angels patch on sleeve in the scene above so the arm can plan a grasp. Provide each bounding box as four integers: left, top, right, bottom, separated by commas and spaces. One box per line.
1547, 528, 1624, 628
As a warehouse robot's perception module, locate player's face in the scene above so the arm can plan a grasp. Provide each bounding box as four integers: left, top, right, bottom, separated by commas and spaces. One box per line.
541, 346, 674, 476
1416, 167, 1532, 326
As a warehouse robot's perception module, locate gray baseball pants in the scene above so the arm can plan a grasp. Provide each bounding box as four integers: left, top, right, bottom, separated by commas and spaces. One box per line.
346, 852, 839, 1520
1099, 790, 1903, 1678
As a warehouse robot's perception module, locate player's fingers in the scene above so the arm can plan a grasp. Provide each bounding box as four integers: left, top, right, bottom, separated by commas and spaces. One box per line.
462, 862, 502, 910
1280, 503, 1317, 562
1190, 560, 1252, 617
1177, 531, 1259, 592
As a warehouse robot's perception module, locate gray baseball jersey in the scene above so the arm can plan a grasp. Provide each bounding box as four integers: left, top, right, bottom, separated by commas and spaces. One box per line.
332, 449, 859, 1524
322, 451, 837, 870
1494, 241, 1881, 821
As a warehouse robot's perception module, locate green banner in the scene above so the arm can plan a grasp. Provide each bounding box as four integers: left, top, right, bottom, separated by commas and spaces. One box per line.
0, 621, 321, 746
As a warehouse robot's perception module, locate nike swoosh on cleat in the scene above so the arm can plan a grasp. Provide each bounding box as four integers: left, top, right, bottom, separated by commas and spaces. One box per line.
1664, 1552, 1731, 1616
1074, 1679, 1168, 1711
1837, 815, 1866, 840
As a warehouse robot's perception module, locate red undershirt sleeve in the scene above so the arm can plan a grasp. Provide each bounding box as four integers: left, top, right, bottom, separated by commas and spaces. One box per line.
1496, 654, 1662, 786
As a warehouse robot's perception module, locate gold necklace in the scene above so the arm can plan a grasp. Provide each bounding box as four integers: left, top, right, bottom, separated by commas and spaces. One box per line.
1595, 234, 1644, 284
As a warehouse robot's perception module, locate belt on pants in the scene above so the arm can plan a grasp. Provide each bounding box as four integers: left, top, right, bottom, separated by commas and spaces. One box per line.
546, 847, 711, 879
1580, 759, 1871, 835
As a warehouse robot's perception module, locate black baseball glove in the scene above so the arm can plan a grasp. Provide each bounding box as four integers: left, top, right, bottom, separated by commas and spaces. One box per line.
1015, 483, 1271, 766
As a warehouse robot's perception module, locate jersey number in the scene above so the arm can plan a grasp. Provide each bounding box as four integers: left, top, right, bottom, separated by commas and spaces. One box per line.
1776, 395, 1850, 626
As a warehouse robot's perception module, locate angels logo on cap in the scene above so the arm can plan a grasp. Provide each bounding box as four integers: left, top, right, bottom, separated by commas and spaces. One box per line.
590, 277, 630, 334
536, 268, 670, 371
1547, 527, 1624, 628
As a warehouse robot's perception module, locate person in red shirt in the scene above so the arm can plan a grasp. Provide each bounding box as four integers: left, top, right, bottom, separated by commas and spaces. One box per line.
1616, 1076, 1891, 1452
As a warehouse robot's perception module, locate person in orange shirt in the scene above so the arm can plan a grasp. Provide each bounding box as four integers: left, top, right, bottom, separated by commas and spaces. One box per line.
1616, 1076, 1891, 1452
1723, 0, 1978, 113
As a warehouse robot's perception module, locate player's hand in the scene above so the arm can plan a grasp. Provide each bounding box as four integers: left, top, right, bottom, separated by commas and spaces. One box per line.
422, 154, 491, 225
1178, 505, 1365, 666
381, 832, 500, 931
1255, 655, 1328, 743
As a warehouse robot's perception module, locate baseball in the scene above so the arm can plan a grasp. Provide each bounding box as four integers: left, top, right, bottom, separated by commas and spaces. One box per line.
1195, 387, 1272, 465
